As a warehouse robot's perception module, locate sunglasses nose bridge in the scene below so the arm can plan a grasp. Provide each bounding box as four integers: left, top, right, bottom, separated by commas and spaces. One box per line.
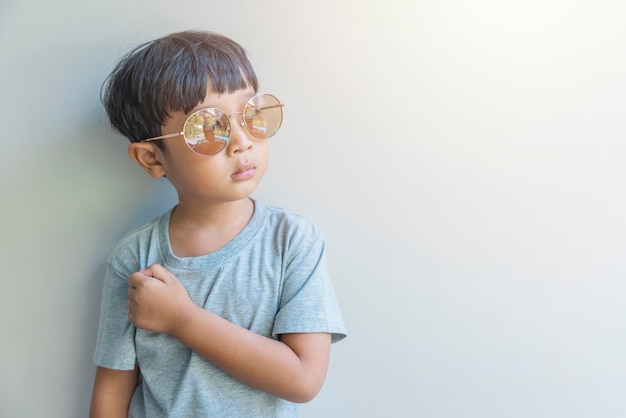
224, 111, 254, 154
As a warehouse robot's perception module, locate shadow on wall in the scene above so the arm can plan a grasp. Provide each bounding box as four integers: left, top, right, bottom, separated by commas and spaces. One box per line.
72, 181, 176, 418
69, 111, 178, 417
1, 81, 177, 416
74, 132, 177, 416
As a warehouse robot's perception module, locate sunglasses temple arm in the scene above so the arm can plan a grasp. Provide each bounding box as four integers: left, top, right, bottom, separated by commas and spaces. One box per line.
141, 131, 184, 143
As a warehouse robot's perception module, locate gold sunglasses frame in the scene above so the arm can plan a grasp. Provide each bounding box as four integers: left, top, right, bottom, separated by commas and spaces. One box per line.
140, 93, 284, 155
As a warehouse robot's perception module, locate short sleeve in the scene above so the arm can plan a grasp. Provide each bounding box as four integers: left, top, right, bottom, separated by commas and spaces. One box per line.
93, 261, 137, 370
273, 222, 347, 343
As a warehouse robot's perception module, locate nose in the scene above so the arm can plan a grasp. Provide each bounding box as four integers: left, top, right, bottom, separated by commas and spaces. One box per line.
226, 112, 253, 154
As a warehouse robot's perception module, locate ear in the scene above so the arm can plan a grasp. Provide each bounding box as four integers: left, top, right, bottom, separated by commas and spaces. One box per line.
128, 142, 166, 178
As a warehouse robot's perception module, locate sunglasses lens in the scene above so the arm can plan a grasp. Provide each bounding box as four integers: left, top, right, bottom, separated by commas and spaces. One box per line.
183, 109, 229, 155
244, 94, 283, 139
180, 95, 283, 155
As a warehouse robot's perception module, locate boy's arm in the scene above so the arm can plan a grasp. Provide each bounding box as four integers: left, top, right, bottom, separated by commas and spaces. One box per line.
176, 310, 330, 403
127, 264, 331, 403
89, 365, 139, 418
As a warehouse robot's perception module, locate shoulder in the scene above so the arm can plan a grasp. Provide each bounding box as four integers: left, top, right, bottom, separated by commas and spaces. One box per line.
255, 200, 325, 243
105, 209, 172, 272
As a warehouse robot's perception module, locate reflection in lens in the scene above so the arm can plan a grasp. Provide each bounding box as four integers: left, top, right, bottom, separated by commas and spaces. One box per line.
185, 109, 230, 155
244, 94, 283, 139
192, 138, 227, 155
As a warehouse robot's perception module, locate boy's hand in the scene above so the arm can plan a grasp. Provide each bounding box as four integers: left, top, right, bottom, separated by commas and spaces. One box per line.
127, 264, 194, 334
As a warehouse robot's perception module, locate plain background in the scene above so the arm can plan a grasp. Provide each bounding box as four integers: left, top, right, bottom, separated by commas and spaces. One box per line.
1, 0, 626, 417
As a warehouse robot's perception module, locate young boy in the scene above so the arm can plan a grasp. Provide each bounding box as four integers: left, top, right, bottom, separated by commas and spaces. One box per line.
90, 30, 346, 417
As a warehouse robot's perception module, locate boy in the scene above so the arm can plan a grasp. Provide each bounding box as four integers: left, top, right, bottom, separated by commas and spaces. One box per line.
90, 30, 346, 417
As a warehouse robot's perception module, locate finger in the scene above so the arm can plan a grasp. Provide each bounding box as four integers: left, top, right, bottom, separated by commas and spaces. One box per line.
145, 263, 173, 283
127, 273, 140, 288
139, 266, 153, 276
128, 271, 150, 287
140, 263, 163, 277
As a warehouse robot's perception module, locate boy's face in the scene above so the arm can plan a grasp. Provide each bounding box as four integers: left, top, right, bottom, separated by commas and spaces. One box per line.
143, 86, 270, 205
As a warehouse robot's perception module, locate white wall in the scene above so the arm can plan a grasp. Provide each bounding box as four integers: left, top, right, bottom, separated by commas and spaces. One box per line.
2, 1, 626, 417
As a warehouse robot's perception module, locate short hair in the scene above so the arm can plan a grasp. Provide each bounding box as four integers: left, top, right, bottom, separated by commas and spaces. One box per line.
101, 30, 258, 144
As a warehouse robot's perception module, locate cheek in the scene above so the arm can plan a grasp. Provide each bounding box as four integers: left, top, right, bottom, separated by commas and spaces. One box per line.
159, 150, 206, 185
256, 144, 270, 173
257, 140, 270, 159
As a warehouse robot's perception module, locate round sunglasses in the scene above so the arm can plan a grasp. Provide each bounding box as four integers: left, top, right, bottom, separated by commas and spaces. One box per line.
141, 93, 284, 156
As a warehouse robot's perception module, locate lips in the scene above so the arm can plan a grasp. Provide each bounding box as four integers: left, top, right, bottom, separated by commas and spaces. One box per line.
231, 162, 256, 181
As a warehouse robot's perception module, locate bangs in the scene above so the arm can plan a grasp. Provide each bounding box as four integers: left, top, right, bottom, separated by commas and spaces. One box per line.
162, 41, 259, 115
102, 30, 259, 143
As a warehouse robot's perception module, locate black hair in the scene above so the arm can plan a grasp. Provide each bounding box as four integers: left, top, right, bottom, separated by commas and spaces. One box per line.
101, 30, 259, 144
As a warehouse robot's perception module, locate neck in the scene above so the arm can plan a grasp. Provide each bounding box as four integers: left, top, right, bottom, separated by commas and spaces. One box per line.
172, 197, 254, 228
168, 198, 255, 257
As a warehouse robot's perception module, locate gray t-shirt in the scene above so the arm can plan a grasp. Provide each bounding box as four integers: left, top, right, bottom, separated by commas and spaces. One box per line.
93, 199, 346, 417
